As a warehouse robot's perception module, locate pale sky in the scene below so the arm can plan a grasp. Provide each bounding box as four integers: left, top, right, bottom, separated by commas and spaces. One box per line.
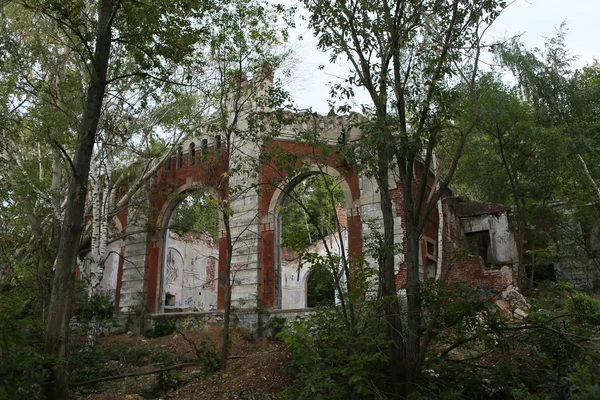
283, 0, 599, 113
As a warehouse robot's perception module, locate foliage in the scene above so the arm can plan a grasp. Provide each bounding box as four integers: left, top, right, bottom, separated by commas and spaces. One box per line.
306, 262, 336, 308
184, 331, 220, 375
0, 281, 51, 400
413, 283, 600, 399
280, 174, 345, 251
453, 29, 600, 289
145, 319, 178, 339
138, 370, 182, 399
68, 339, 175, 393
452, 72, 569, 205
279, 301, 388, 400
302, 0, 507, 394
169, 192, 220, 241
72, 280, 115, 324
266, 315, 288, 339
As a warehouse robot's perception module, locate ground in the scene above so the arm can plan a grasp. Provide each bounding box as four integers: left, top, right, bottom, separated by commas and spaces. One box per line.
71, 326, 291, 400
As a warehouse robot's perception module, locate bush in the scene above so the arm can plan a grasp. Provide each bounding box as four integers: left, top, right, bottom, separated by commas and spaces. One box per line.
417, 282, 600, 399
0, 284, 51, 400
279, 302, 388, 400
145, 319, 178, 338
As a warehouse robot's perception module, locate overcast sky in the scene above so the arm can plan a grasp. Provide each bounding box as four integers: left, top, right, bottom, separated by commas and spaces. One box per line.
283, 0, 599, 113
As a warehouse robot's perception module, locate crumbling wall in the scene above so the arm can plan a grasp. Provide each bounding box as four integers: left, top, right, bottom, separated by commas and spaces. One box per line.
163, 233, 219, 311
280, 229, 348, 309
441, 197, 518, 294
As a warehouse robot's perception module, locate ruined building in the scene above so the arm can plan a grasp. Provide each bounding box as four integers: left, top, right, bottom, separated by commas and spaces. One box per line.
90, 78, 598, 324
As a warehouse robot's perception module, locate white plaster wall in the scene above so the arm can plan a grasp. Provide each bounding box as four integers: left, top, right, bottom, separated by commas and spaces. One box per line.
461, 213, 518, 264
489, 214, 518, 264
163, 233, 219, 311
228, 156, 261, 309
359, 175, 382, 272
359, 175, 404, 274
281, 229, 348, 309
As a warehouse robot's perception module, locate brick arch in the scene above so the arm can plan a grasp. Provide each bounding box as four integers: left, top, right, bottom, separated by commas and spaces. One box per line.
130, 133, 365, 313
257, 143, 363, 309
266, 163, 357, 213
152, 183, 221, 313
144, 137, 227, 313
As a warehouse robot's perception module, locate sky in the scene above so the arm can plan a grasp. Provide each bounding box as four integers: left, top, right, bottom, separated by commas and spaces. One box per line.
283, 0, 600, 114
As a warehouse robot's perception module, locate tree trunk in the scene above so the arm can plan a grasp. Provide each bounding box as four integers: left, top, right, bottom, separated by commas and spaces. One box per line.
44, 1, 115, 398
51, 147, 63, 260
376, 155, 405, 398
403, 212, 422, 397
220, 210, 233, 370
576, 153, 600, 203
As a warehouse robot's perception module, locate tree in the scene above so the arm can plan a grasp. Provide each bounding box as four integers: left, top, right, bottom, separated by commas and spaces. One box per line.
280, 174, 345, 250
494, 28, 600, 202
456, 30, 600, 286
303, 0, 505, 396
452, 73, 570, 289
0, 0, 219, 397
169, 192, 219, 241
191, 0, 293, 370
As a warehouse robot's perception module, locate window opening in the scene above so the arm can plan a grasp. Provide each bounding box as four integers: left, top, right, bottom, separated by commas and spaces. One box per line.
176, 146, 183, 169
419, 237, 437, 281
200, 139, 208, 160
306, 267, 335, 307
189, 142, 195, 166
464, 230, 492, 266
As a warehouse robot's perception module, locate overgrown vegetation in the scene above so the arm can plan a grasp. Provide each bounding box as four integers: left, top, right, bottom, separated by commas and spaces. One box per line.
1, 0, 600, 398
0, 281, 50, 400
280, 174, 345, 250
280, 279, 600, 400
169, 192, 220, 241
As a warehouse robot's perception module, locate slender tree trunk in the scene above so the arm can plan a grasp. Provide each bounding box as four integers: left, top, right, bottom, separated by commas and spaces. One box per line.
51, 147, 63, 256
90, 148, 102, 283
90, 145, 113, 293
404, 211, 422, 397
220, 210, 233, 370
376, 154, 405, 398
576, 153, 600, 203
44, 1, 115, 398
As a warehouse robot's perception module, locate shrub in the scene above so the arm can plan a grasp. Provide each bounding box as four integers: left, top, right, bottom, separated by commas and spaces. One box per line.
279, 302, 388, 399
145, 319, 178, 338
0, 284, 51, 400
418, 282, 600, 399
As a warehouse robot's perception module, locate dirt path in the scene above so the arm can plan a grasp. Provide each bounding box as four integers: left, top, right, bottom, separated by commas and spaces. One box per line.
72, 328, 290, 399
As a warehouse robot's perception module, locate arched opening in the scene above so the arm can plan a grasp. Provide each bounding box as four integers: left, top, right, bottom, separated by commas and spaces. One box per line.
176, 146, 183, 169
161, 191, 219, 312
188, 142, 195, 166
275, 173, 347, 309
306, 266, 335, 308
200, 139, 208, 160
214, 135, 221, 155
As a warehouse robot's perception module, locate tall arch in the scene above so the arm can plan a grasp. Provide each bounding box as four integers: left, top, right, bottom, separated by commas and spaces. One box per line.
263, 164, 358, 309
154, 183, 220, 313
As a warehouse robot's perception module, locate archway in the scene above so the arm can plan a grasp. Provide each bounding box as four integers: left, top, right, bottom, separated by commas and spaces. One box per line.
306, 267, 336, 308
159, 191, 220, 312
274, 172, 348, 309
